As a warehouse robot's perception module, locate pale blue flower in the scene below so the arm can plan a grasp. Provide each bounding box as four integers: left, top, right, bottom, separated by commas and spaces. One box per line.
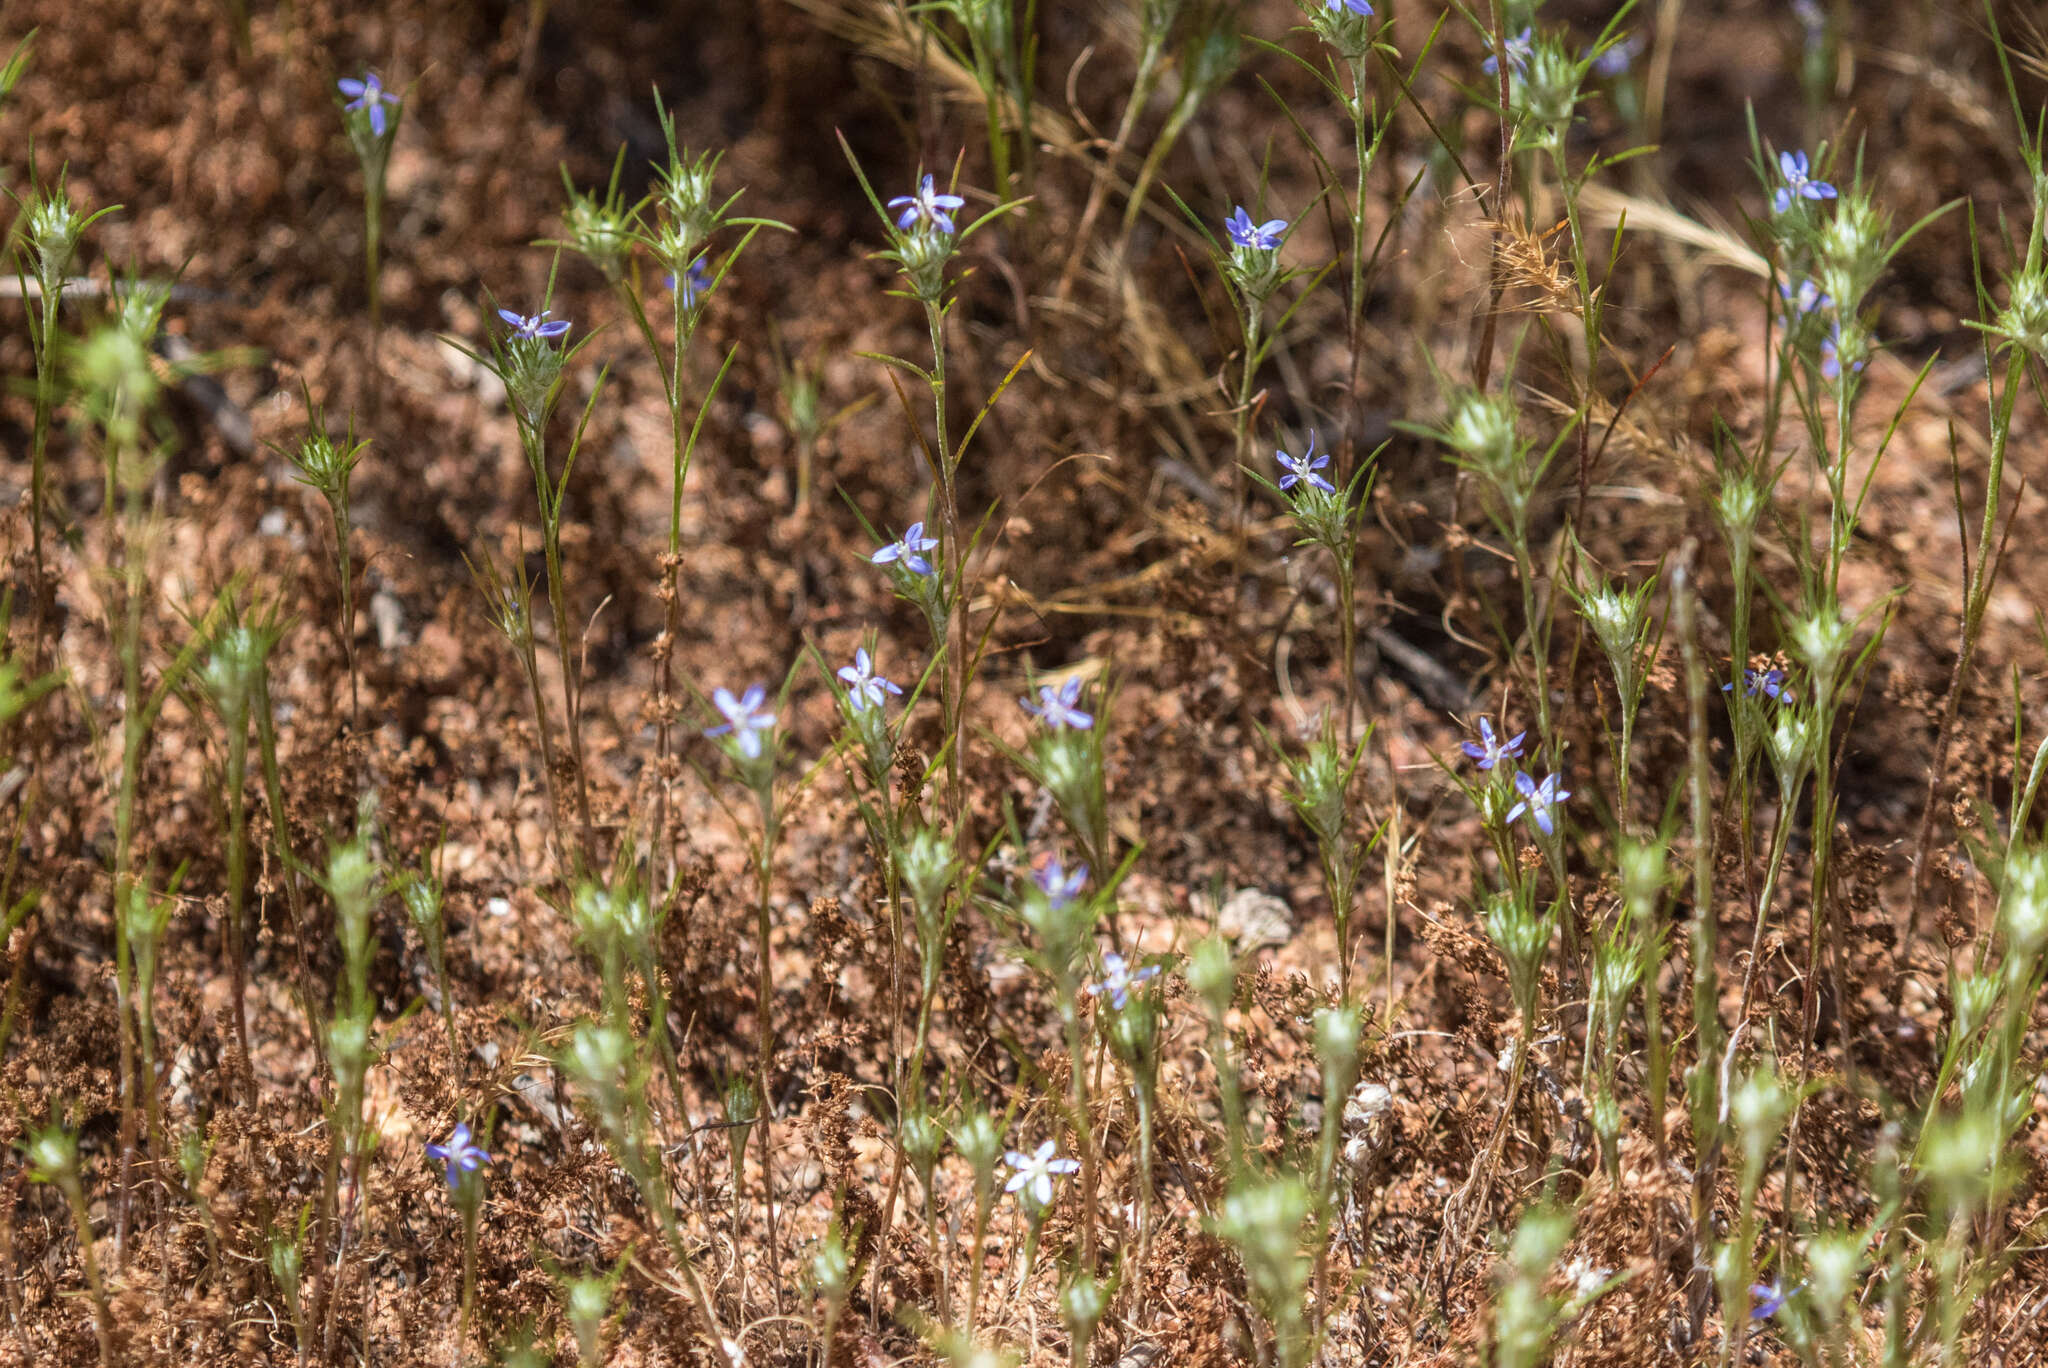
871, 521, 939, 576
423, 1122, 491, 1189
1088, 952, 1160, 1009
1022, 677, 1093, 730
837, 648, 903, 712
1461, 717, 1527, 771
1035, 856, 1088, 907
497, 308, 571, 340
1003, 1139, 1080, 1208
706, 684, 776, 758
338, 72, 399, 137
1276, 433, 1335, 494
1506, 770, 1570, 835
1771, 149, 1837, 213
1482, 27, 1533, 76
889, 174, 966, 235
1225, 206, 1288, 251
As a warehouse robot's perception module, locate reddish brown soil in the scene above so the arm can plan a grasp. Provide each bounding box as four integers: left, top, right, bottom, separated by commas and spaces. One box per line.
2, 1, 2047, 1365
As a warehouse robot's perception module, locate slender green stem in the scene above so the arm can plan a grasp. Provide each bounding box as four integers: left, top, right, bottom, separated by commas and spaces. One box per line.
58, 1171, 116, 1368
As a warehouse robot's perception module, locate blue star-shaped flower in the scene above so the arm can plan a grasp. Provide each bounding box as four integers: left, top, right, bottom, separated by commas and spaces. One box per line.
1324, 0, 1374, 14
1482, 27, 1534, 76
1506, 770, 1570, 835
1771, 150, 1837, 214
1460, 717, 1527, 771
666, 258, 712, 311
1779, 277, 1831, 319
338, 72, 399, 138
871, 521, 939, 576
888, 174, 967, 235
1723, 667, 1791, 702
1749, 1280, 1790, 1320
1088, 952, 1161, 1009
497, 308, 571, 340
423, 1122, 492, 1189
705, 684, 776, 758
1224, 206, 1289, 251
1276, 433, 1335, 494
837, 648, 904, 712
1022, 677, 1093, 730
1034, 856, 1088, 907
1003, 1139, 1080, 1208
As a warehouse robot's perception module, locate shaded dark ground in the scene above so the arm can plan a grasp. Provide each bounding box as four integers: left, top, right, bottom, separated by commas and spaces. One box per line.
3, 0, 2048, 1364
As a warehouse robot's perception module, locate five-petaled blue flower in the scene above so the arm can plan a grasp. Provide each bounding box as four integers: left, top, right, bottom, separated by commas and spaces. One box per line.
871, 521, 939, 576
1724, 667, 1791, 702
1482, 27, 1534, 75
1003, 1139, 1080, 1208
1276, 433, 1335, 494
1771, 150, 1837, 214
666, 259, 712, 311
338, 72, 399, 138
1779, 277, 1830, 319
1590, 32, 1643, 77
837, 648, 903, 712
1749, 1279, 1790, 1320
1506, 770, 1570, 835
498, 308, 571, 341
1022, 676, 1093, 730
424, 1122, 491, 1190
889, 174, 967, 235
1324, 0, 1374, 14
706, 684, 776, 758
1035, 856, 1088, 907
1225, 206, 1289, 252
1461, 717, 1527, 771
1088, 952, 1161, 1009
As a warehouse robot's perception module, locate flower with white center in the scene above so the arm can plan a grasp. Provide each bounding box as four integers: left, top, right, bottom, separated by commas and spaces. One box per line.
870, 521, 939, 576
705, 684, 776, 758
1276, 433, 1335, 494
424, 1122, 492, 1189
1506, 770, 1569, 835
888, 174, 967, 235
1088, 952, 1160, 1009
1003, 1139, 1080, 1209
1460, 717, 1526, 771
1772, 149, 1837, 214
836, 648, 903, 712
1021, 676, 1093, 730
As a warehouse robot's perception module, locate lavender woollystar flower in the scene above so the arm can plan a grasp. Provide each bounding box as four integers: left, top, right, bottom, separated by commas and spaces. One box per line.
423, 1122, 492, 1189
1749, 1280, 1790, 1320
1022, 676, 1093, 730
888, 174, 967, 235
1482, 27, 1533, 76
338, 72, 399, 137
1723, 667, 1790, 702
1224, 206, 1289, 252
497, 308, 571, 341
1088, 952, 1161, 1009
705, 684, 776, 758
1506, 770, 1570, 835
1276, 433, 1335, 494
1034, 856, 1088, 908
837, 648, 903, 712
870, 521, 939, 576
666, 258, 712, 310
1460, 717, 1527, 771
1779, 277, 1831, 319
1771, 149, 1837, 214
1003, 1139, 1080, 1208
1324, 0, 1373, 14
